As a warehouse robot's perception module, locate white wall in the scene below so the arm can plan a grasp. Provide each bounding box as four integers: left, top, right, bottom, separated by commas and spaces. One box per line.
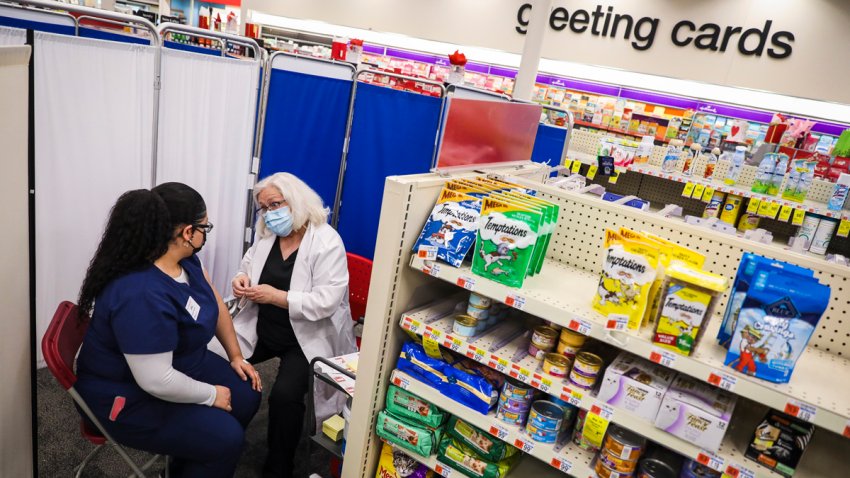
244, 0, 850, 105
0, 44, 34, 478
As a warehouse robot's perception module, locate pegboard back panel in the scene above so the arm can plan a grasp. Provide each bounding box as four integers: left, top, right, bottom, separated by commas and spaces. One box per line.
507, 175, 850, 356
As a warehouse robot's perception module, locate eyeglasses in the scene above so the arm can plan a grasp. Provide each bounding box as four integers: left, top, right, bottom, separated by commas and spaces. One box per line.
256, 200, 286, 215
193, 223, 214, 234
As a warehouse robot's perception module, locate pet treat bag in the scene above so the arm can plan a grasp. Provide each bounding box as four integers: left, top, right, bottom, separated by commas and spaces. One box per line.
593, 234, 659, 332
413, 187, 481, 267
445, 416, 518, 462
375, 442, 436, 478
437, 437, 520, 478
503, 191, 558, 275
385, 385, 447, 429
723, 268, 829, 383
376, 409, 441, 456
492, 192, 553, 277
472, 197, 541, 288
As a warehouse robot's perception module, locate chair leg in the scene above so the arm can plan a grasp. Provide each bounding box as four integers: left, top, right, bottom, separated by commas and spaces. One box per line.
110, 441, 147, 478
75, 444, 106, 478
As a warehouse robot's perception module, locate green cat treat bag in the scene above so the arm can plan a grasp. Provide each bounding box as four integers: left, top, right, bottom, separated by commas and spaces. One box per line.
472, 197, 541, 288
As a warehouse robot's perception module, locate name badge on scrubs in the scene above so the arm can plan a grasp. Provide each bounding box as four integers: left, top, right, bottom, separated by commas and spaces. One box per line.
185, 296, 200, 321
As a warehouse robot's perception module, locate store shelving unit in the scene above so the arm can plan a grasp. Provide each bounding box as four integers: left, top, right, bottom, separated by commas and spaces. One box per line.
342, 167, 850, 478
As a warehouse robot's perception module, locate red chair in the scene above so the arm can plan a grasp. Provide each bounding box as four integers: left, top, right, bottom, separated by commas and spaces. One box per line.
346, 253, 373, 349
42, 301, 165, 478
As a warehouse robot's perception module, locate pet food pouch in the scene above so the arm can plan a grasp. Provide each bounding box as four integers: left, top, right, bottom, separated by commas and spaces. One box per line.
491, 193, 549, 278
437, 437, 520, 478
445, 416, 518, 462
375, 442, 436, 478
385, 385, 447, 429
723, 268, 829, 383
413, 187, 481, 267
503, 191, 558, 275
472, 197, 541, 288
376, 409, 440, 456
638, 231, 706, 328
593, 234, 659, 332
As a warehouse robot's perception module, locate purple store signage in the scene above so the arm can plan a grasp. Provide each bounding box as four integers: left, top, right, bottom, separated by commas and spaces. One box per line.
695, 102, 774, 124
621, 88, 700, 110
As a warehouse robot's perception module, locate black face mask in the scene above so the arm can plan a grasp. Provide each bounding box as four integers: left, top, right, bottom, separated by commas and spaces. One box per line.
193, 230, 207, 255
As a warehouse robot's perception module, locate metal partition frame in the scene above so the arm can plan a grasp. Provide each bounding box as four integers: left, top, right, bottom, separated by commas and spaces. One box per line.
446, 83, 511, 102
0, 1, 76, 31
331, 69, 447, 227
539, 104, 575, 169
158, 22, 261, 60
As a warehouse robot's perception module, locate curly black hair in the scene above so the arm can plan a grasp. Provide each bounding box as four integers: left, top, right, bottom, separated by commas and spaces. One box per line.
77, 182, 206, 321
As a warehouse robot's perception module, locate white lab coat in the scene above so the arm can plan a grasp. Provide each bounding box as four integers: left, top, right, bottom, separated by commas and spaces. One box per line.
209, 222, 357, 427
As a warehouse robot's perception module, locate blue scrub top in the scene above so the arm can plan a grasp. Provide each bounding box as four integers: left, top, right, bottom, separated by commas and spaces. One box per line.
76, 254, 219, 403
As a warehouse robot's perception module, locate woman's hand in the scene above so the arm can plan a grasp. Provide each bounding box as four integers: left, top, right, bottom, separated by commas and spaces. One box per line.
231, 359, 262, 392
213, 385, 232, 412
232, 274, 250, 298
244, 284, 286, 307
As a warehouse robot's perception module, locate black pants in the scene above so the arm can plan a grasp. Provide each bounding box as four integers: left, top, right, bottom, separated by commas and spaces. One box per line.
249, 341, 310, 478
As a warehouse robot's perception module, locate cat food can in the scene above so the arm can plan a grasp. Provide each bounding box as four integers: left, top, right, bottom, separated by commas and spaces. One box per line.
496, 406, 527, 426
501, 377, 534, 400
568, 377, 594, 391
636, 459, 677, 478
466, 304, 489, 320
556, 341, 581, 359
679, 459, 721, 478
600, 448, 639, 473
595, 458, 634, 478
543, 353, 570, 378
527, 400, 564, 432
529, 326, 558, 359
559, 328, 587, 347
497, 395, 532, 414
525, 423, 559, 443
548, 395, 578, 428
568, 367, 598, 389
573, 351, 603, 375
452, 315, 478, 337
468, 292, 491, 308
603, 423, 646, 461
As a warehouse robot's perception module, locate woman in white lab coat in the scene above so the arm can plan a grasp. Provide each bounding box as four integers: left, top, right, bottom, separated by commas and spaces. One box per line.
209, 172, 356, 478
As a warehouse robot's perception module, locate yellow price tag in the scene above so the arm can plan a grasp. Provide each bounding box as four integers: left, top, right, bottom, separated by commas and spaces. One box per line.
682, 182, 696, 197
608, 171, 620, 184
571, 160, 582, 174
838, 219, 850, 238
778, 205, 793, 222
581, 412, 610, 449
423, 336, 442, 359
692, 184, 705, 199
791, 208, 806, 226
746, 198, 761, 214
564, 159, 573, 171
702, 186, 715, 203
767, 201, 781, 219
587, 165, 598, 180
757, 200, 772, 217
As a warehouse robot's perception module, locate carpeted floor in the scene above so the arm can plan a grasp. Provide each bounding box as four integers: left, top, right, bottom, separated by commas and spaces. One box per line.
36, 358, 334, 477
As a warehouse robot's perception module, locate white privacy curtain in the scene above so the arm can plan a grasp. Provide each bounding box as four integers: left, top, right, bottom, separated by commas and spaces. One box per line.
156, 48, 260, 296
0, 26, 26, 45
34, 33, 155, 366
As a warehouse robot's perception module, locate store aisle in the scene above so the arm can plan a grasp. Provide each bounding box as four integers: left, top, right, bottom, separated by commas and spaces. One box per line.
36, 359, 332, 477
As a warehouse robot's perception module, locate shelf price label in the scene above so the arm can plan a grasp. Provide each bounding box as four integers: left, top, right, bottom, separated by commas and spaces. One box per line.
838, 219, 850, 238
784, 399, 817, 423
767, 201, 781, 219
591, 403, 615, 421
587, 165, 598, 180
571, 160, 582, 174
702, 187, 715, 203
564, 389, 583, 407
746, 198, 761, 215
609, 171, 620, 184
489, 424, 510, 441
605, 316, 628, 331
423, 336, 442, 359
469, 346, 486, 363
392, 374, 410, 390
792, 208, 806, 226
564, 159, 573, 171
434, 463, 453, 477
778, 205, 793, 222
582, 404, 613, 448
417, 245, 437, 260
649, 347, 678, 368
550, 457, 573, 474
490, 356, 510, 373
456, 275, 476, 291
691, 183, 705, 200
568, 318, 592, 335
517, 367, 531, 382
723, 463, 756, 478
682, 182, 696, 197
423, 263, 441, 278
505, 294, 526, 310
707, 370, 738, 392
696, 451, 724, 472
513, 437, 535, 454
843, 420, 850, 439
447, 337, 463, 352
408, 319, 422, 333
756, 199, 772, 217
538, 376, 553, 393
425, 326, 443, 341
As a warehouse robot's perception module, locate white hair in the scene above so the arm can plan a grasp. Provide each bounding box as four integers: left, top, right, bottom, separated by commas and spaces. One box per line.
253, 172, 329, 238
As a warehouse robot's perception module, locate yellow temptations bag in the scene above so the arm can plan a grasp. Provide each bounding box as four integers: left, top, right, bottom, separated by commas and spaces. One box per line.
638, 231, 706, 327
593, 230, 659, 332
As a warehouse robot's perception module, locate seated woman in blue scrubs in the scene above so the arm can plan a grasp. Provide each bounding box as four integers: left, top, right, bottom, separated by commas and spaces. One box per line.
75, 182, 262, 478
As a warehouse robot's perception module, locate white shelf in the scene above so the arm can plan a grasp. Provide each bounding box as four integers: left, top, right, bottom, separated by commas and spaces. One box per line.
409, 255, 850, 437
399, 306, 783, 478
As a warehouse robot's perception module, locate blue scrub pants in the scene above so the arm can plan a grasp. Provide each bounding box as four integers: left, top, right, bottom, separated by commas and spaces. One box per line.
94, 352, 261, 478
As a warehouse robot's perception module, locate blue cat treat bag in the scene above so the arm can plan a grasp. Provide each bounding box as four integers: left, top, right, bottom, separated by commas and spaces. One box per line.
717, 254, 814, 348
413, 186, 481, 267
723, 268, 830, 383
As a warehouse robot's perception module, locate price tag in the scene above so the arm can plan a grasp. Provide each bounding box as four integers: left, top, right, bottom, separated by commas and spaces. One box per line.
649, 347, 678, 368
425, 326, 443, 341
423, 336, 442, 359
843, 420, 850, 439
682, 182, 696, 197
564, 159, 573, 171
784, 399, 817, 422
568, 318, 592, 335
609, 171, 620, 184
392, 374, 410, 390
448, 337, 463, 352
723, 463, 756, 478
746, 198, 761, 214
505, 294, 526, 310
423, 263, 441, 277
757, 199, 772, 217
489, 424, 509, 440
778, 205, 793, 222
492, 356, 510, 373
539, 376, 553, 393
568, 389, 583, 407
591, 403, 615, 421
514, 438, 535, 454
517, 367, 531, 382
571, 160, 582, 174
434, 463, 452, 477
417, 245, 437, 260
605, 316, 628, 331
707, 370, 738, 392
408, 319, 422, 333
696, 451, 724, 472
692, 183, 705, 199
471, 346, 486, 363
456, 276, 476, 291
702, 187, 715, 203
792, 208, 806, 226
587, 165, 598, 180
767, 201, 781, 219
582, 408, 611, 448
838, 219, 850, 238
550, 457, 573, 474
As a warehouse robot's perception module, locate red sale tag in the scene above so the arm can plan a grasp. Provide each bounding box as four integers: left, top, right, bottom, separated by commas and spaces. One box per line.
650, 351, 662, 363
456, 276, 476, 291
784, 403, 801, 417
844, 423, 850, 439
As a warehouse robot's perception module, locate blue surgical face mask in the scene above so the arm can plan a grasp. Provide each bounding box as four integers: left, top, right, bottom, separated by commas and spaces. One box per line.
264, 206, 293, 237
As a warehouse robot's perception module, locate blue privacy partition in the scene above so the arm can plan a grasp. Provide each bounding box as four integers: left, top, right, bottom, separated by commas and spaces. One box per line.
258, 53, 355, 212
531, 123, 569, 167
336, 81, 444, 259
0, 4, 76, 35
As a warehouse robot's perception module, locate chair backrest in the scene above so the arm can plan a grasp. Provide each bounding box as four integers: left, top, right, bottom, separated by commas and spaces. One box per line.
42, 301, 89, 390
346, 252, 372, 323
